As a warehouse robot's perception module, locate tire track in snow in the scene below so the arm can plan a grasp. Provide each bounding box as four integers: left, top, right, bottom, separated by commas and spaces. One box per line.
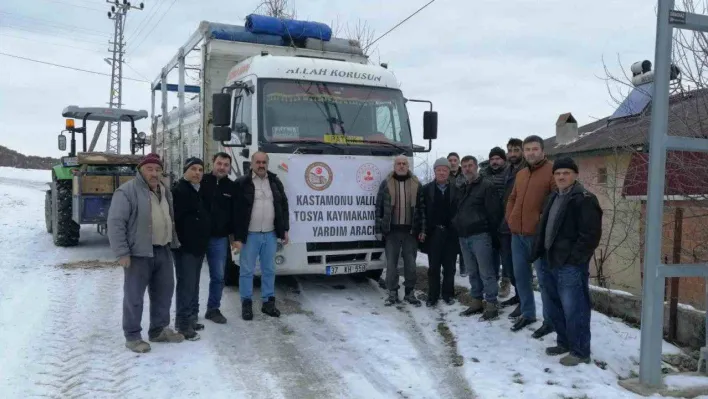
290, 275, 475, 399
33, 268, 140, 398
211, 279, 353, 399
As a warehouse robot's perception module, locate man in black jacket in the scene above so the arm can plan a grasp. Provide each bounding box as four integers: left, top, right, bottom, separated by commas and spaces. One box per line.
480, 146, 509, 291
454, 155, 503, 320
200, 152, 235, 325
171, 157, 211, 341
499, 138, 525, 316
447, 152, 467, 277
420, 158, 458, 307
232, 151, 289, 321
534, 157, 602, 367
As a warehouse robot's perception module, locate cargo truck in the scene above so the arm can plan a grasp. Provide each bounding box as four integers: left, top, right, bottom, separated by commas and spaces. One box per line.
151, 15, 439, 284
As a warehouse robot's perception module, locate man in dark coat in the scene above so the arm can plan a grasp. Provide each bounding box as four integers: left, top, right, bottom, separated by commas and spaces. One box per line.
534, 157, 602, 367
171, 157, 211, 341
200, 152, 236, 324
375, 155, 425, 307
420, 158, 459, 307
447, 152, 467, 277
232, 151, 289, 321
480, 146, 510, 293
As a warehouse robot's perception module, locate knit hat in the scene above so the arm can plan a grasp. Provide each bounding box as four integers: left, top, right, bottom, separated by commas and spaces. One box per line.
183, 157, 204, 173
552, 157, 579, 174
489, 147, 507, 161
138, 153, 163, 169
433, 157, 450, 169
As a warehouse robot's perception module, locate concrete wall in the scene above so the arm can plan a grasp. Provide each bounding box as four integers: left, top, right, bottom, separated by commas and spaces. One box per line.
590, 285, 706, 349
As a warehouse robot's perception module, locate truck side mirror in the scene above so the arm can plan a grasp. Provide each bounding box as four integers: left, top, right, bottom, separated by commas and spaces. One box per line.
212, 93, 231, 126
58, 134, 67, 151
213, 126, 232, 141
423, 111, 438, 140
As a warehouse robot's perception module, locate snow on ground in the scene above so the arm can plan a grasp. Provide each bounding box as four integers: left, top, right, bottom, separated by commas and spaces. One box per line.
0, 169, 698, 399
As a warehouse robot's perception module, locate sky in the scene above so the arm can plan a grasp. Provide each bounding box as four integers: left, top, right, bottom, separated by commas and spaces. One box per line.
0, 0, 659, 162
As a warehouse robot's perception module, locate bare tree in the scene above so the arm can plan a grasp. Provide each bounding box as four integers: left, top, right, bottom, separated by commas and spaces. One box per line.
255, 0, 296, 19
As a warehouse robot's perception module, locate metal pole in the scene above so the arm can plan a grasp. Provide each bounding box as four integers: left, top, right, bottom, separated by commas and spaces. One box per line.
638, 0, 674, 387
178, 47, 186, 169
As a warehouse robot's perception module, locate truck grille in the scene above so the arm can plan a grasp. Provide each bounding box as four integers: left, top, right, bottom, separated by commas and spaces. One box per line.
306, 241, 384, 251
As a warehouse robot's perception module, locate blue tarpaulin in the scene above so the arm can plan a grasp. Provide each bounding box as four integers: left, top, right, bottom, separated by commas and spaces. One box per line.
207, 22, 285, 45
245, 14, 332, 41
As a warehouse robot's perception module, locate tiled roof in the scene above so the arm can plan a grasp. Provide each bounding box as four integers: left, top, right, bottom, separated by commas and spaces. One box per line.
545, 88, 708, 156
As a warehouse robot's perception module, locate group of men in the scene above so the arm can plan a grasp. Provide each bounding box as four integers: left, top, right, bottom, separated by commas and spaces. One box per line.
374, 135, 603, 367
106, 151, 289, 353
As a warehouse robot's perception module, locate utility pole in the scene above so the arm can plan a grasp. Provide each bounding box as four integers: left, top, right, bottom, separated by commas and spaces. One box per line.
100, 0, 144, 154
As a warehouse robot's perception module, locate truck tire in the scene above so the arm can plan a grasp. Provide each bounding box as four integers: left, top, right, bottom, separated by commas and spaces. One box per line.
366, 268, 384, 281
52, 179, 80, 247
44, 190, 52, 234
224, 247, 240, 286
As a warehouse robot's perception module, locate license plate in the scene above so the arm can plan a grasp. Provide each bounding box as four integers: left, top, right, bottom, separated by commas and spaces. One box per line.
326, 264, 367, 275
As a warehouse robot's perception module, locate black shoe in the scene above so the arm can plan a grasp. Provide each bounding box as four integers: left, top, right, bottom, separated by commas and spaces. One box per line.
508, 305, 521, 319
193, 323, 205, 331
242, 299, 253, 321
179, 326, 200, 341
532, 322, 554, 339
403, 289, 421, 307
511, 316, 536, 332
205, 308, 227, 324
261, 297, 281, 317
442, 297, 455, 305
545, 346, 569, 356
384, 290, 399, 306
499, 295, 519, 308
426, 299, 437, 307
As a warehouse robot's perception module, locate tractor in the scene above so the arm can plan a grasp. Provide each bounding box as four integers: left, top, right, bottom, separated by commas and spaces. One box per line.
45, 106, 150, 246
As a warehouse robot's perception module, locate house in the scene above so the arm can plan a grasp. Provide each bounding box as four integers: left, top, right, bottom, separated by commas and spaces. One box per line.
543, 73, 708, 309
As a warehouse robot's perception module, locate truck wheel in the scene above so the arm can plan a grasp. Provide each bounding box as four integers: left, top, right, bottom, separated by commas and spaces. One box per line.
52, 179, 80, 247
366, 269, 384, 281
224, 247, 240, 286
44, 190, 52, 234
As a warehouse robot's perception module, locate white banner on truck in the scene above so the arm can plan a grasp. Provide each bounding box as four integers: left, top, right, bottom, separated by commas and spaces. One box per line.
285, 155, 393, 243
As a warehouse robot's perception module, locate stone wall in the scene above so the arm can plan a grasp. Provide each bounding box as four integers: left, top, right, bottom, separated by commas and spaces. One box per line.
589, 285, 706, 349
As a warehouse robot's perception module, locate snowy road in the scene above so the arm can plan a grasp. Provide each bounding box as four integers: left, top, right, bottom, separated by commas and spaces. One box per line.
0, 168, 689, 399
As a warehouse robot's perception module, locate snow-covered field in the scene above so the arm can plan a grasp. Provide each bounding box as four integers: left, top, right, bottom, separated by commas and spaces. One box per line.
0, 167, 698, 398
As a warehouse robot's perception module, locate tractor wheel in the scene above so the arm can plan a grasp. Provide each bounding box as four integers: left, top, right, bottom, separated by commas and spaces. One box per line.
52, 179, 80, 247
224, 245, 240, 287
44, 190, 52, 234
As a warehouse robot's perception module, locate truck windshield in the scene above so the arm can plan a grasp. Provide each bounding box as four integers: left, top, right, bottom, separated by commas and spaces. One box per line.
259, 79, 412, 147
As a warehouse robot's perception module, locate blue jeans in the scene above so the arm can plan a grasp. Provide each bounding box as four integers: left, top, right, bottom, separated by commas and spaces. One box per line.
512, 234, 551, 321
459, 233, 498, 303
206, 237, 229, 310
239, 232, 277, 301
539, 264, 592, 358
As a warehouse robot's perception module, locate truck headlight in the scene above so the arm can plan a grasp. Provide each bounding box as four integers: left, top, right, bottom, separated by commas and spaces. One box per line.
277, 242, 284, 252
275, 255, 285, 265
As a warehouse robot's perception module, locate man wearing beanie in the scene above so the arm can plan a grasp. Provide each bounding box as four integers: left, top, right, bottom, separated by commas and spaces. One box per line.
420, 158, 459, 307
108, 153, 184, 353
171, 157, 211, 340
480, 146, 511, 295
533, 157, 602, 366
506, 135, 556, 338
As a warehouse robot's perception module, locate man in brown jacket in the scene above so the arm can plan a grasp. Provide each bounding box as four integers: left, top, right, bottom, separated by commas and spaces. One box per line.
505, 135, 556, 336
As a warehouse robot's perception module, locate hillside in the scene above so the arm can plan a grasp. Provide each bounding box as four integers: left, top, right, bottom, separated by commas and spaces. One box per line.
0, 146, 58, 170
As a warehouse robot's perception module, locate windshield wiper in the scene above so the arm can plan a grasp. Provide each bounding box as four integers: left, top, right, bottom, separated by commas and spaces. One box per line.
270, 139, 345, 152
361, 139, 409, 154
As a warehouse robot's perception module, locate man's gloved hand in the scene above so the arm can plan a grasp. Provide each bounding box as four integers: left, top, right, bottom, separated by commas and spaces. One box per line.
491, 234, 501, 250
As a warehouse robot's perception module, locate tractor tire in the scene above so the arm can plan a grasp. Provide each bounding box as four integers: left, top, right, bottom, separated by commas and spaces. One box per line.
44, 190, 52, 234
224, 246, 240, 287
52, 179, 80, 247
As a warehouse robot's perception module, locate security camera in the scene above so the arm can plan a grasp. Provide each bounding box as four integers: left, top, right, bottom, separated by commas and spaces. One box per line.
631, 60, 652, 76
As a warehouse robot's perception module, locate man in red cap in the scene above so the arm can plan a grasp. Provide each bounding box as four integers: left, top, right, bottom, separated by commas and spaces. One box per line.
107, 153, 184, 353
